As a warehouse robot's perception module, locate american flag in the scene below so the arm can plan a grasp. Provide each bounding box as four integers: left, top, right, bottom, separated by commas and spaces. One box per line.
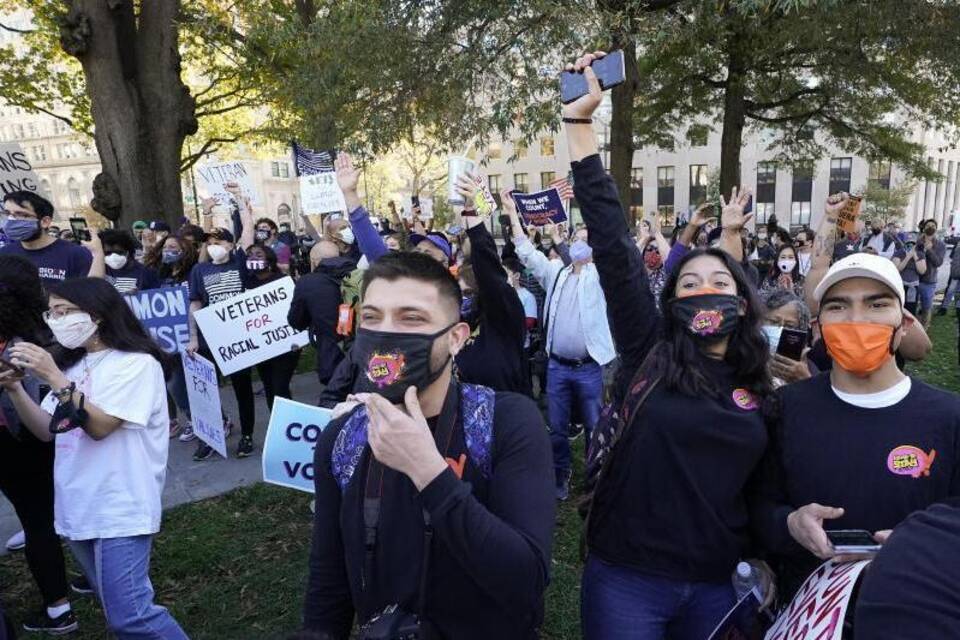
549, 175, 574, 201
291, 142, 335, 177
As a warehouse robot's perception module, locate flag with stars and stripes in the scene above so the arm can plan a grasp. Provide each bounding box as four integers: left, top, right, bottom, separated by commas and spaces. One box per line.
291, 142, 335, 177
549, 175, 574, 201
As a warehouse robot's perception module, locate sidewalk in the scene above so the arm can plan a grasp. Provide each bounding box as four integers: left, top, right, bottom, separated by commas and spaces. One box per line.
0, 371, 323, 555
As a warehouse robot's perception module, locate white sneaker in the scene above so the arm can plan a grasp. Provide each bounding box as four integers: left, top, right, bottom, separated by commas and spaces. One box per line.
178, 424, 197, 442
5, 530, 25, 551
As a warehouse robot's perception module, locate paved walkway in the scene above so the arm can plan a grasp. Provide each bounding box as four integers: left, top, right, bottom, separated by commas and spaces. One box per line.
0, 371, 323, 555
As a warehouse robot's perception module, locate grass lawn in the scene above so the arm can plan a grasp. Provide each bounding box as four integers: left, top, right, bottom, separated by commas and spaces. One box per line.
2, 316, 956, 639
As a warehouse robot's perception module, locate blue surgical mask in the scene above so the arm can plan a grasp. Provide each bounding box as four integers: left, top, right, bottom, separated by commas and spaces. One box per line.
761, 324, 783, 355
3, 218, 41, 242
161, 250, 182, 265
570, 240, 593, 263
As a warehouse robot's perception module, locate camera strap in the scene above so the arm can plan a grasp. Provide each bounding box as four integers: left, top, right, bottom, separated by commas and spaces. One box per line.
362, 382, 461, 618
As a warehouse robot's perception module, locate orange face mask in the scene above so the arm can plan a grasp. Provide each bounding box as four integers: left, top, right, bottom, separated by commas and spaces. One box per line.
821, 322, 895, 377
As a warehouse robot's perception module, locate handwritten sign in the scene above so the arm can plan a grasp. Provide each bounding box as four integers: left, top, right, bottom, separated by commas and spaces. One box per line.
512, 188, 568, 226
300, 170, 346, 215
196, 161, 261, 206
262, 397, 333, 493
182, 353, 226, 458
0, 142, 49, 199
124, 286, 190, 353
764, 560, 870, 640
193, 277, 308, 375
474, 176, 497, 216
836, 196, 863, 235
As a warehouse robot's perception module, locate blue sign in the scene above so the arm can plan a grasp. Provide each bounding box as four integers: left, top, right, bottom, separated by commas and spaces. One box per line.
512, 188, 568, 226
124, 286, 190, 354
262, 397, 333, 493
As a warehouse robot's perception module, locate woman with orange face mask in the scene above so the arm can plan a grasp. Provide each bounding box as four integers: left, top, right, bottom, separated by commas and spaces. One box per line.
562, 51, 776, 640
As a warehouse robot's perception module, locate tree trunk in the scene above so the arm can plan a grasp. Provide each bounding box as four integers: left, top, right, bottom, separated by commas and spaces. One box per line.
719, 35, 747, 198
608, 37, 639, 223
59, 0, 196, 228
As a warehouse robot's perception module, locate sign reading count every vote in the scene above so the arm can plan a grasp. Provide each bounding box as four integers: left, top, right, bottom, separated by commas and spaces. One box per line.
262, 397, 333, 493
193, 276, 307, 376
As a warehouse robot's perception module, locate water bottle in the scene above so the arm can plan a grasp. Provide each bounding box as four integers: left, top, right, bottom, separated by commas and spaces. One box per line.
732, 561, 762, 601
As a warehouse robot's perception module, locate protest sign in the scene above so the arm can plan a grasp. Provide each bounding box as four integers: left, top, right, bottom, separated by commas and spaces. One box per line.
473, 176, 497, 216
196, 161, 261, 206
262, 397, 333, 492
764, 560, 870, 640
511, 188, 569, 226
193, 276, 308, 376
182, 353, 226, 458
447, 156, 476, 205
405, 195, 435, 219
836, 196, 863, 235
0, 142, 48, 199
124, 286, 190, 353
300, 170, 347, 215
708, 591, 772, 640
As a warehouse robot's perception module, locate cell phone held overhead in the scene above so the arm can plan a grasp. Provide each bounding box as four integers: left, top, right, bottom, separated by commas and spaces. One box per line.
559, 50, 626, 104
69, 217, 91, 243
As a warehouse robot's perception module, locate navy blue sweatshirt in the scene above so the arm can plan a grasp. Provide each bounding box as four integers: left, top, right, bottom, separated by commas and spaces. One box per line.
751, 374, 960, 598
302, 389, 555, 639
573, 153, 768, 582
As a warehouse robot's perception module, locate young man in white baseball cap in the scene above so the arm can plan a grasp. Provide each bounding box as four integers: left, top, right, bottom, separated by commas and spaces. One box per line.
752, 251, 960, 600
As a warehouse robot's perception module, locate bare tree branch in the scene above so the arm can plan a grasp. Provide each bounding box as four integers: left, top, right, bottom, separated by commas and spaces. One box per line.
180, 136, 239, 171
0, 20, 34, 34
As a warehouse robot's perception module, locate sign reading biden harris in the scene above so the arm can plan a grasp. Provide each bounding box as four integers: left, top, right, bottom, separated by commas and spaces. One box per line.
193, 276, 307, 375
262, 398, 333, 493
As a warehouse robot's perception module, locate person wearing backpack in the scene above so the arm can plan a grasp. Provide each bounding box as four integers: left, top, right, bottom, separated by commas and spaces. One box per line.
299, 251, 555, 640
563, 52, 774, 640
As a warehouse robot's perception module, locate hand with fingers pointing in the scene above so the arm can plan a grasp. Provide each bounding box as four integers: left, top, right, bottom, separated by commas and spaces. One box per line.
720, 186, 753, 232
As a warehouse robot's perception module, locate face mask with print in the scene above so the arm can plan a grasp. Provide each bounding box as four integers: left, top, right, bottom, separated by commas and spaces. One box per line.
255, 230, 270, 242
668, 292, 741, 340
778, 259, 797, 274
644, 251, 662, 270
350, 325, 455, 403
161, 250, 182, 265
761, 324, 783, 355
46, 312, 98, 350
246, 259, 267, 272
207, 244, 230, 264
3, 218, 41, 242
104, 253, 128, 270
338, 228, 355, 245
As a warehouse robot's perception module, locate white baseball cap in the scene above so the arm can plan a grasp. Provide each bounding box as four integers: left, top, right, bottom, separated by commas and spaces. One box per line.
813, 252, 905, 306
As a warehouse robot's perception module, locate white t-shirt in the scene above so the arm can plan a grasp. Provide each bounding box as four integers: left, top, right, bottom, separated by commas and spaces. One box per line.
42, 350, 170, 540
516, 286, 538, 348
832, 376, 912, 409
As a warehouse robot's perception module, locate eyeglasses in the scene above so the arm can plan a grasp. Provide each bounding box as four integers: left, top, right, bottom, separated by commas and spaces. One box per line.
43, 308, 84, 320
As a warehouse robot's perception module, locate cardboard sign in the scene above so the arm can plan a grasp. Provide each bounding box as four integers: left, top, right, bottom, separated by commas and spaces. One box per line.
447, 156, 476, 205
0, 142, 48, 199
512, 188, 569, 226
473, 176, 497, 216
196, 161, 261, 206
124, 286, 190, 353
182, 353, 227, 458
709, 591, 773, 640
262, 397, 333, 493
405, 195, 434, 220
836, 196, 863, 235
193, 277, 308, 375
764, 560, 870, 640
300, 170, 347, 215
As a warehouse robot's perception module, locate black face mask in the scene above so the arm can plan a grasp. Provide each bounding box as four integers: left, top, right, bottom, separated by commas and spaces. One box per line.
351, 324, 456, 403
668, 293, 741, 339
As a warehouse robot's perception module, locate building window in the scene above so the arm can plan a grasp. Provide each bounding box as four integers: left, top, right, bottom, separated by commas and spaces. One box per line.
755, 202, 775, 224
658, 206, 676, 228
514, 140, 528, 159
687, 127, 708, 147
755, 161, 776, 224
67, 178, 82, 210
540, 137, 555, 157
657, 166, 675, 214
271, 161, 280, 178
629, 168, 643, 218
829, 157, 852, 195
32, 146, 46, 162
540, 171, 555, 190
869, 160, 892, 190
488, 174, 501, 194
513, 173, 529, 193
13, 124, 24, 139
488, 143, 502, 160
791, 201, 811, 226
791, 163, 813, 226
689, 164, 708, 207
280, 162, 290, 178
27, 123, 38, 138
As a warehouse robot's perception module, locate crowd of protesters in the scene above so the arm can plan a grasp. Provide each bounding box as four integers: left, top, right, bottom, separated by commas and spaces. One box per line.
0, 49, 959, 640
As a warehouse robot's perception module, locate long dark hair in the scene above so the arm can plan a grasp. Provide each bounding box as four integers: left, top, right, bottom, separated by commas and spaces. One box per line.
153, 236, 198, 284
649, 247, 773, 399
0, 255, 48, 344
46, 278, 171, 376
766, 243, 802, 283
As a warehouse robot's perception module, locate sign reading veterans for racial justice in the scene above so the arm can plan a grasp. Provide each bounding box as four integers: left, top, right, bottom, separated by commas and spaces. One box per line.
182, 353, 227, 459
124, 286, 191, 353
196, 160, 262, 206
512, 188, 569, 226
0, 142, 49, 199
262, 397, 333, 493
764, 560, 870, 640
193, 276, 307, 375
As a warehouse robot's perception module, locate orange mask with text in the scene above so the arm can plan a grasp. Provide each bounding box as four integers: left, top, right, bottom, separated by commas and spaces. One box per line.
821, 322, 895, 377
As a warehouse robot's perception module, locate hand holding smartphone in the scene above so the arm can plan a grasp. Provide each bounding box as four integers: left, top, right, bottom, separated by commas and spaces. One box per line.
68, 217, 91, 244
826, 529, 882, 554
560, 50, 626, 104
776, 328, 808, 361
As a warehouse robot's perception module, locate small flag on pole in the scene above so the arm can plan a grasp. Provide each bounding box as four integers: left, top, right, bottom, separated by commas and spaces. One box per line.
549, 175, 574, 201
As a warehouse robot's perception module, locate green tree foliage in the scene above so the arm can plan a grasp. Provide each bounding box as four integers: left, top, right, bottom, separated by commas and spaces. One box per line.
861, 178, 916, 226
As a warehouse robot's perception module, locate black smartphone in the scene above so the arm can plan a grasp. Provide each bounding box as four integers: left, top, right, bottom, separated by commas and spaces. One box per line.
826, 529, 881, 553
68, 217, 91, 243
0, 356, 24, 381
776, 328, 808, 361
560, 50, 626, 104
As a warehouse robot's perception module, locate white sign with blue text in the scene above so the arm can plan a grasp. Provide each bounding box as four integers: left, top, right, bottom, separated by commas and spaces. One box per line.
182, 353, 227, 459
262, 397, 333, 493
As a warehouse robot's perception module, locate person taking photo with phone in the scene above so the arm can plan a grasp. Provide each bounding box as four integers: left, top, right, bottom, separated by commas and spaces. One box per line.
562, 51, 774, 639
0, 277, 188, 639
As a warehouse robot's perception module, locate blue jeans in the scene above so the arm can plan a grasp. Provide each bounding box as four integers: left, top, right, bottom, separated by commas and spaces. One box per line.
68, 535, 189, 639
168, 363, 190, 418
919, 281, 937, 312
581, 555, 736, 640
547, 359, 603, 484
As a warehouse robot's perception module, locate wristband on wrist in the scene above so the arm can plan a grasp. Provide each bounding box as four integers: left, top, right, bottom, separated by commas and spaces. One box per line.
461, 208, 479, 218
562, 117, 593, 124
54, 381, 76, 404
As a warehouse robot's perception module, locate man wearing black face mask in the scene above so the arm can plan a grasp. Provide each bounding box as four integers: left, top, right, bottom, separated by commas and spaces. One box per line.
0, 191, 94, 286
916, 218, 946, 328
301, 251, 555, 640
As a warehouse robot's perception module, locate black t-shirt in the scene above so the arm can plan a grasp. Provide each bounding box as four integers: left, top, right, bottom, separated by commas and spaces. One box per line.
106, 260, 161, 294
854, 501, 960, 638
589, 356, 768, 583
752, 374, 960, 598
